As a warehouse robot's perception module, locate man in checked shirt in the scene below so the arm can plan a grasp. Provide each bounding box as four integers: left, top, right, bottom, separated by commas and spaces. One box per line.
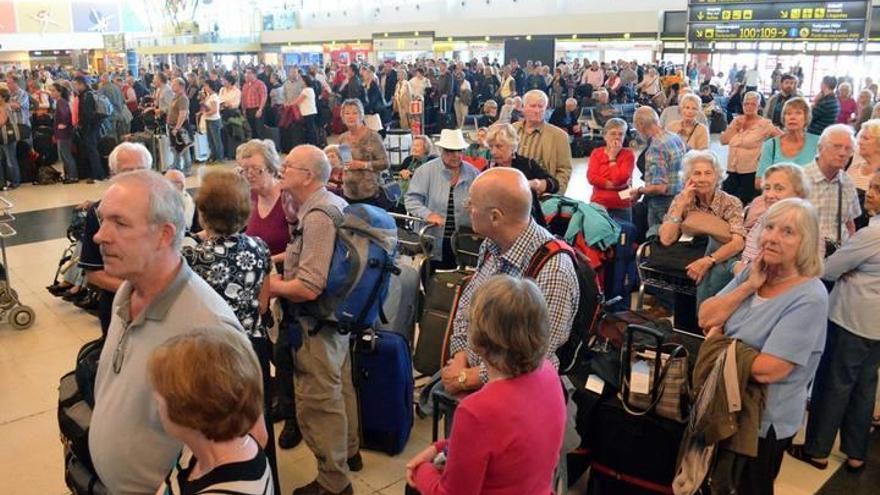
440, 167, 580, 392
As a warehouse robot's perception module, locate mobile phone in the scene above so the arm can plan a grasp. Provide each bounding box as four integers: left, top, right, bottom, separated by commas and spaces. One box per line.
339, 144, 353, 165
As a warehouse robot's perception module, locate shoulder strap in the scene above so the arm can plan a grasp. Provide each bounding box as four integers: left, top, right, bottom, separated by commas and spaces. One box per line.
837, 178, 843, 243
525, 239, 576, 279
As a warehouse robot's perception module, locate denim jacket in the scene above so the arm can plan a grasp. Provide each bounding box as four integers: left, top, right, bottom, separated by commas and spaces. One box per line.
404, 157, 479, 260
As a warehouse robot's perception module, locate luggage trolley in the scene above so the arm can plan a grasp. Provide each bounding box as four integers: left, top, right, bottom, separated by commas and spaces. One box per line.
0, 197, 35, 330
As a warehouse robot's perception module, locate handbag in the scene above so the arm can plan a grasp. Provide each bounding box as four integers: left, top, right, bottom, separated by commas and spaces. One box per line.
620, 325, 690, 423
642, 235, 709, 277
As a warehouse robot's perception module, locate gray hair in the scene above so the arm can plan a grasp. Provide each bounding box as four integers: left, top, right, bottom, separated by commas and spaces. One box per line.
340, 98, 365, 121
681, 149, 726, 186
486, 123, 519, 150
523, 89, 549, 107
108, 142, 153, 174
565, 97, 578, 106
763, 163, 810, 199
818, 123, 856, 148
603, 117, 628, 135
483, 100, 498, 110
236, 139, 281, 176
743, 91, 761, 105
111, 170, 185, 249
764, 198, 823, 277
300, 145, 332, 184
411, 135, 434, 155
634, 106, 660, 128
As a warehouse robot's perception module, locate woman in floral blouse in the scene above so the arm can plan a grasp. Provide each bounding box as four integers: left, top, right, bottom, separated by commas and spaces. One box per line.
182, 169, 278, 488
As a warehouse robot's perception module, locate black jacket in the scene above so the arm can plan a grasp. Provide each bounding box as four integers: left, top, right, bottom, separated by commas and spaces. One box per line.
549, 107, 580, 135
380, 70, 398, 106
77, 90, 99, 130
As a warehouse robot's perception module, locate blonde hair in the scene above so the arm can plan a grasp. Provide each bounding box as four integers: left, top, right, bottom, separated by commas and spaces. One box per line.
763, 163, 810, 199
148, 329, 262, 442
762, 198, 823, 277
857, 118, 880, 142
486, 123, 519, 150
468, 275, 549, 377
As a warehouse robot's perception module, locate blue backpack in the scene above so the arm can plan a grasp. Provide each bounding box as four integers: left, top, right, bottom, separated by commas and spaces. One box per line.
305, 203, 399, 333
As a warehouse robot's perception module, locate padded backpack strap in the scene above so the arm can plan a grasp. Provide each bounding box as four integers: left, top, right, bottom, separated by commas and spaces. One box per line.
525, 239, 576, 279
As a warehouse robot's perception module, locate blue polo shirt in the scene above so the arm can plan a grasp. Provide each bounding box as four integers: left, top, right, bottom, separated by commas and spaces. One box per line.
717, 268, 828, 440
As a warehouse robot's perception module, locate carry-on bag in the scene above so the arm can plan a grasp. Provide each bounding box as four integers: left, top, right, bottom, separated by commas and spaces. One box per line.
353, 329, 414, 455
192, 132, 210, 162
413, 270, 470, 376
604, 220, 640, 312
620, 325, 690, 423
378, 262, 421, 344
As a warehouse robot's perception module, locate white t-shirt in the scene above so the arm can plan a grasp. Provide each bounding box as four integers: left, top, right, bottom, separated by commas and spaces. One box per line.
298, 87, 317, 116
204, 93, 221, 121
219, 86, 241, 110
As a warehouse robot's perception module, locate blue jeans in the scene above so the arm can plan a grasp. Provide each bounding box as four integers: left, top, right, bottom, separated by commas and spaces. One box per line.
206, 119, 223, 162
58, 138, 76, 180
696, 237, 737, 306
0, 141, 19, 186
645, 195, 673, 238
804, 321, 880, 460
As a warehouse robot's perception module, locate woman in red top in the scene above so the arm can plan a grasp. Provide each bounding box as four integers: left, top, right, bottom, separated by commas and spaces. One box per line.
587, 117, 636, 223
238, 139, 291, 262
406, 275, 566, 495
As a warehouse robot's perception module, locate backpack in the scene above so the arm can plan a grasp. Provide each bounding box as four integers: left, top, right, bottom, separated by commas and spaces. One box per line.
92, 91, 114, 119
525, 239, 603, 374
58, 338, 104, 476
35, 164, 61, 185
302, 203, 399, 333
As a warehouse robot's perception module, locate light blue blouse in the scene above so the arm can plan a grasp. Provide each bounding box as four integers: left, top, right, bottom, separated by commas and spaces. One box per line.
756, 133, 820, 178
718, 268, 828, 439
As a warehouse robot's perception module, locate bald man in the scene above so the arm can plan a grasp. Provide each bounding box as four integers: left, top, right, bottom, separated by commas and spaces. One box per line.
440, 167, 580, 393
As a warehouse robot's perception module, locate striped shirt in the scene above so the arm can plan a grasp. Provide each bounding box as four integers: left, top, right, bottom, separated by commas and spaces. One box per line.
443, 186, 456, 238
450, 220, 579, 379
161, 444, 273, 495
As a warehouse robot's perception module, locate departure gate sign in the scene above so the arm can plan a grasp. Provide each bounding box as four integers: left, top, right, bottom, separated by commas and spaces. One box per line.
687, 0, 869, 42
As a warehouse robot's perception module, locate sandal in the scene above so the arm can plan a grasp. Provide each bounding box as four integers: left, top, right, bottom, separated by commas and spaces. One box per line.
787, 444, 828, 470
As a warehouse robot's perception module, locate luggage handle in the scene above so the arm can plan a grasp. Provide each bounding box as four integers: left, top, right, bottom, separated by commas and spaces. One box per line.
389, 212, 436, 256
620, 324, 686, 415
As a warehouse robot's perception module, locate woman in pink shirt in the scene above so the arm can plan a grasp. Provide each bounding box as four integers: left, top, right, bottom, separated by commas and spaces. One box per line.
837, 82, 858, 125
406, 275, 566, 495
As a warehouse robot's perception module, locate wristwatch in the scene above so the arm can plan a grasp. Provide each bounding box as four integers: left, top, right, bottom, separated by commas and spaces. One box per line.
457, 370, 468, 390
707, 254, 717, 265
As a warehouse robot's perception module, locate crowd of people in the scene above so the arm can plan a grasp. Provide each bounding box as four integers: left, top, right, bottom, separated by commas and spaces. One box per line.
20, 53, 877, 495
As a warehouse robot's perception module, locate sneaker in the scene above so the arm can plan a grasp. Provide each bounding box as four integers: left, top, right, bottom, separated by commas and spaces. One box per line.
347, 451, 363, 472
277, 419, 302, 449
292, 480, 353, 495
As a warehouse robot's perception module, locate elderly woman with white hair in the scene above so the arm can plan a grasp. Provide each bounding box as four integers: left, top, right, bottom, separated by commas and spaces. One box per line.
666, 93, 709, 151
720, 90, 783, 206
485, 123, 559, 226
699, 198, 828, 495
848, 119, 880, 229
659, 150, 746, 304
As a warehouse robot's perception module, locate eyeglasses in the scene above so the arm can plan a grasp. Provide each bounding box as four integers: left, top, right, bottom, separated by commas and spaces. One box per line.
238, 167, 265, 176
112, 322, 132, 374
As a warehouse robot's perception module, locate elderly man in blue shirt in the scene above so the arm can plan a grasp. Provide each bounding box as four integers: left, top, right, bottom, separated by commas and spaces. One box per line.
5, 72, 30, 131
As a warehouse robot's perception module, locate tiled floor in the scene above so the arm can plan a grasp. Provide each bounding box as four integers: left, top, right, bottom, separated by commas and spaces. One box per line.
0, 152, 874, 494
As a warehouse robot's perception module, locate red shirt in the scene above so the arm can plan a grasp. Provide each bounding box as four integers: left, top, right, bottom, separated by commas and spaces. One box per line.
837, 97, 858, 124
587, 147, 635, 210
413, 362, 566, 495
241, 79, 268, 110
245, 192, 290, 255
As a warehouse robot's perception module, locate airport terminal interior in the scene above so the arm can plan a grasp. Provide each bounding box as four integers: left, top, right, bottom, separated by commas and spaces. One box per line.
1, 1, 880, 494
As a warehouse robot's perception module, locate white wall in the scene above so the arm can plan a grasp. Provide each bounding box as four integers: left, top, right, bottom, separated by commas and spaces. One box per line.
262, 0, 686, 44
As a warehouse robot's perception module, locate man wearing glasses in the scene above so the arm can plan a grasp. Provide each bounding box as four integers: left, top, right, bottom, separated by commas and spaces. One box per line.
269, 145, 360, 495
88, 170, 246, 495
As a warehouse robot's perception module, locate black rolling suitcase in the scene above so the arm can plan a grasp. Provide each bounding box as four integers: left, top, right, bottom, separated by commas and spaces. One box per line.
17, 140, 37, 183
412, 270, 470, 376
33, 125, 58, 166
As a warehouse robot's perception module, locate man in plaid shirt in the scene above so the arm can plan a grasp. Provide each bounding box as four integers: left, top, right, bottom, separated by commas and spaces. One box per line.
441, 168, 580, 392
241, 67, 267, 139
632, 106, 688, 236
803, 124, 861, 245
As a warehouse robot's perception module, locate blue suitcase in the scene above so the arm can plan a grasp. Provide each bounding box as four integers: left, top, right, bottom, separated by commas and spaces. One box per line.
353, 330, 414, 455
604, 220, 640, 312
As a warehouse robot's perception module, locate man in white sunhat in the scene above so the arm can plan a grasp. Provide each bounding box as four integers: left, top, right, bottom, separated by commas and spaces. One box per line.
405, 128, 480, 269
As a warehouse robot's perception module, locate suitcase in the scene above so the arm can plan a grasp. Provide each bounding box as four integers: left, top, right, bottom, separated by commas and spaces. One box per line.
192, 132, 210, 162
353, 330, 414, 455
413, 270, 471, 376
34, 125, 58, 167
385, 129, 412, 171
603, 220, 639, 312
378, 263, 421, 344
17, 140, 37, 183
153, 134, 174, 172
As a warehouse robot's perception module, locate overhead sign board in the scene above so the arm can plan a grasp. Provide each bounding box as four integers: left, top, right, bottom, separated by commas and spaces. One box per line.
687, 0, 869, 42
689, 1, 868, 23
689, 19, 865, 41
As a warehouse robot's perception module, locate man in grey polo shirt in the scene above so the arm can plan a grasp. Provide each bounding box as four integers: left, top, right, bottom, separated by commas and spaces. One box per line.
88, 170, 246, 495
270, 145, 358, 495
